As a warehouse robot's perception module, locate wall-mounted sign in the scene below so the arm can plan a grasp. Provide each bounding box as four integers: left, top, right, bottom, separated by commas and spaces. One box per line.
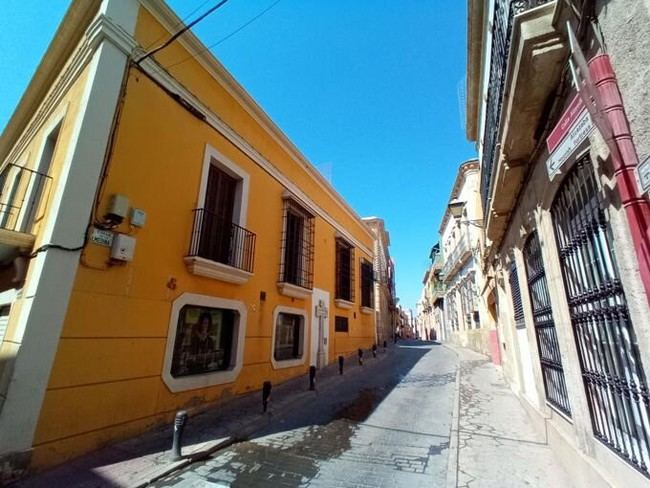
546, 95, 595, 179
637, 155, 650, 195
90, 227, 114, 247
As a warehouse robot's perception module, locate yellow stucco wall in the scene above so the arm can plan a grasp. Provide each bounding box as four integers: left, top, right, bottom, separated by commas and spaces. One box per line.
30, 5, 375, 468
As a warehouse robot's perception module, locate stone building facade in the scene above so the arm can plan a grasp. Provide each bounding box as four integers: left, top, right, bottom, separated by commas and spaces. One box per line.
466, 0, 650, 485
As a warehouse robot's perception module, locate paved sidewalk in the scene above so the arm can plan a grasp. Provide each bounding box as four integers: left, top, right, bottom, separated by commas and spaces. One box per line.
445, 344, 574, 488
14, 344, 396, 488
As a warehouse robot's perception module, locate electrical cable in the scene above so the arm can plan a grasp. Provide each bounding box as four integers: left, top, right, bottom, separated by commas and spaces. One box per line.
136, 0, 231, 65
143, 0, 215, 50
164, 0, 283, 70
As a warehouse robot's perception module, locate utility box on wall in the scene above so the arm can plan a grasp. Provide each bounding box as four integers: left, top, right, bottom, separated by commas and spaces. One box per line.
110, 234, 136, 261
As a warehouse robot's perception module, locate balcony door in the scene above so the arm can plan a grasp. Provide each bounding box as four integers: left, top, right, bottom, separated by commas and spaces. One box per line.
199, 164, 237, 264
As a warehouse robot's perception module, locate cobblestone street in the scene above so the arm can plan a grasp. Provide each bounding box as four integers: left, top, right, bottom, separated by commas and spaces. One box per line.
153, 341, 457, 488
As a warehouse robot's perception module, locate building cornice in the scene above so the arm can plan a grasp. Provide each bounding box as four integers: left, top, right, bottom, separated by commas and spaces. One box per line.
438, 159, 479, 235
139, 0, 373, 244
466, 0, 486, 141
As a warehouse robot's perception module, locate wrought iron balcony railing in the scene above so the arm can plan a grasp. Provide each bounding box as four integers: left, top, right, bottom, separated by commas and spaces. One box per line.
440, 233, 472, 281
481, 0, 552, 213
0, 163, 53, 234
188, 208, 256, 273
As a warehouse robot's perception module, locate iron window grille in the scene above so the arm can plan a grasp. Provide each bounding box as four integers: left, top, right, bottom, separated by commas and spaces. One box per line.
335, 316, 349, 333
360, 258, 374, 308
509, 260, 526, 329
335, 238, 355, 302
0, 163, 53, 233
279, 199, 314, 289
553, 156, 650, 477
524, 231, 572, 417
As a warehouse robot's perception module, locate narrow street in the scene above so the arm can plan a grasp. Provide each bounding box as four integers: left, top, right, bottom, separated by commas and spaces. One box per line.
151, 342, 572, 488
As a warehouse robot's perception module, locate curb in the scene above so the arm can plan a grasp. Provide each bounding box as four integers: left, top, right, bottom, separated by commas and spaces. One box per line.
443, 343, 461, 488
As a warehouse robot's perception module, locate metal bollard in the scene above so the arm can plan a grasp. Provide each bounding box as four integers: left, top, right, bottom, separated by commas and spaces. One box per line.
170, 410, 188, 461
309, 365, 316, 391
338, 355, 344, 375
372, 344, 377, 358
262, 381, 272, 413
358, 348, 363, 366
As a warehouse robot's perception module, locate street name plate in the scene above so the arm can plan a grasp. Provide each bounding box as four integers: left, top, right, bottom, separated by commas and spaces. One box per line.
637, 155, 650, 195
90, 227, 114, 247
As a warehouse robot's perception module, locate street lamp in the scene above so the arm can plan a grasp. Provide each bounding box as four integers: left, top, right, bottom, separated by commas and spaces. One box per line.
447, 199, 483, 228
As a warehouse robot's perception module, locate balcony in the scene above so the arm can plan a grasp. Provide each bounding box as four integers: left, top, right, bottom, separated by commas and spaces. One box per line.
429, 281, 446, 302
480, 0, 565, 243
184, 208, 256, 284
0, 163, 52, 255
440, 234, 472, 283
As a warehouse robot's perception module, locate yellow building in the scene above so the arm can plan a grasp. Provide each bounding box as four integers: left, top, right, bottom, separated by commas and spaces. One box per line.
0, 0, 376, 476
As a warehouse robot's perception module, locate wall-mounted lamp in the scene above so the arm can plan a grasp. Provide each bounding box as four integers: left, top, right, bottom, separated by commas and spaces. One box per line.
447, 199, 483, 228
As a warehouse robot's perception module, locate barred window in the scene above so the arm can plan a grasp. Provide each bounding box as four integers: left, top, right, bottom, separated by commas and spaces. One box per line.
279, 199, 314, 289
335, 238, 355, 301
360, 258, 374, 308
171, 305, 236, 377
334, 316, 349, 332
509, 259, 525, 329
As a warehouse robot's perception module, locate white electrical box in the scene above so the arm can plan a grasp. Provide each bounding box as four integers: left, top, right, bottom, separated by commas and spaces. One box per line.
130, 208, 147, 227
110, 233, 136, 261
107, 194, 129, 220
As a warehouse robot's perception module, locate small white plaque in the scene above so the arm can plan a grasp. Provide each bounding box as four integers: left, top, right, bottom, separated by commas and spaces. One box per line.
637, 155, 650, 195
90, 228, 114, 247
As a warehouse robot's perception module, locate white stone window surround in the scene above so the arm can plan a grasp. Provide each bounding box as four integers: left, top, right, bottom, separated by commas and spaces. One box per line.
162, 293, 247, 392
184, 144, 252, 283
271, 305, 309, 370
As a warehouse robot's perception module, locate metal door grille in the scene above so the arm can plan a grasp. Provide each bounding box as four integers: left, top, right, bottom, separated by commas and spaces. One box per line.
553, 157, 650, 477
524, 232, 572, 417
509, 260, 525, 329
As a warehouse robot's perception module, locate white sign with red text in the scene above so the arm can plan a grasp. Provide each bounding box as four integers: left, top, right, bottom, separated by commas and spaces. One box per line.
546, 95, 595, 179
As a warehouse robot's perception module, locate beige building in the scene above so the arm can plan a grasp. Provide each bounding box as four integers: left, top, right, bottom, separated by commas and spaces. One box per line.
417, 247, 445, 341
466, 0, 650, 486
437, 160, 497, 358
362, 217, 397, 346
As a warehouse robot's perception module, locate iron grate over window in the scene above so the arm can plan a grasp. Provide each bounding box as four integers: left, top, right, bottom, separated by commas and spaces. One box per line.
335, 238, 355, 302
509, 260, 525, 329
360, 258, 374, 308
279, 199, 314, 289
524, 231, 572, 417
552, 156, 650, 477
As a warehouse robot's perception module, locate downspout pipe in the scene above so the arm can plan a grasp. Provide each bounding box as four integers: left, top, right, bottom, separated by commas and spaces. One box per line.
589, 54, 650, 300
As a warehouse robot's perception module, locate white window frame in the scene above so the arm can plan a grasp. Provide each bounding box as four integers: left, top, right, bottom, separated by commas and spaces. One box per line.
271, 305, 309, 370
162, 293, 247, 392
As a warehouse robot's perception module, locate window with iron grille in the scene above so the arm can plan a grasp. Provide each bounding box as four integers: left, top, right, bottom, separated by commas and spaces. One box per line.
335, 238, 355, 302
360, 258, 374, 308
279, 199, 314, 289
334, 316, 349, 333
509, 260, 525, 329
523, 231, 571, 417
552, 156, 650, 477
446, 291, 458, 331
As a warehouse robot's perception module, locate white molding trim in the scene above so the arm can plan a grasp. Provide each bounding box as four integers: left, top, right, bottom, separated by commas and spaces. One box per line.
270, 305, 309, 370
335, 299, 354, 310
361, 306, 374, 315
197, 144, 250, 228
138, 0, 373, 245
162, 293, 247, 392
277, 282, 311, 299
183, 256, 252, 285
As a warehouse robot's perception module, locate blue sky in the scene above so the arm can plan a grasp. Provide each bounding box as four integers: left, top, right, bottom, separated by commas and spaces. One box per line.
0, 0, 475, 311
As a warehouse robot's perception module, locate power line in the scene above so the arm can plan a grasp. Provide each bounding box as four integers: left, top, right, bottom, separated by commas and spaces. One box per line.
143, 0, 215, 50
136, 0, 231, 65
164, 0, 283, 71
